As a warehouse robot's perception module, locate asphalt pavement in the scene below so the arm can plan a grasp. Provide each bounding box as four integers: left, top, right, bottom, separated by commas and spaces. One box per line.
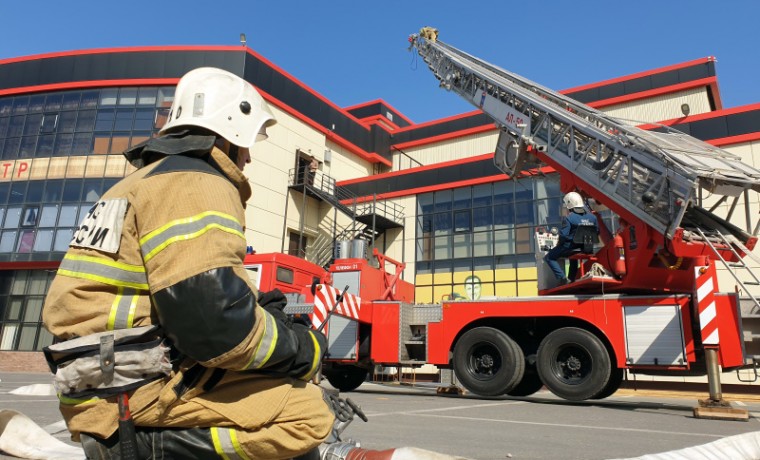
1, 372, 759, 460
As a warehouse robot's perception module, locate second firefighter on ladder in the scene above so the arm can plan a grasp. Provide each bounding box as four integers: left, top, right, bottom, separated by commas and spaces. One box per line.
543, 192, 599, 285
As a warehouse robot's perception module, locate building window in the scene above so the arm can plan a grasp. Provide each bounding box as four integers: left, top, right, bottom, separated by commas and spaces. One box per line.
415, 175, 561, 302
0, 270, 56, 351
21, 207, 39, 227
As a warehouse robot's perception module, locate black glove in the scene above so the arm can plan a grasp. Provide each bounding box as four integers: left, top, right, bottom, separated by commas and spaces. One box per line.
257, 289, 291, 327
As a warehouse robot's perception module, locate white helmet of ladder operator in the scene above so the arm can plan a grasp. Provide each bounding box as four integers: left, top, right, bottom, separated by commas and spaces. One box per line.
563, 191, 585, 211
160, 67, 276, 148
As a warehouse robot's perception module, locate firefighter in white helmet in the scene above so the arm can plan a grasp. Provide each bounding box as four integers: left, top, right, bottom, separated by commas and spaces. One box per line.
42, 67, 333, 459
543, 191, 599, 284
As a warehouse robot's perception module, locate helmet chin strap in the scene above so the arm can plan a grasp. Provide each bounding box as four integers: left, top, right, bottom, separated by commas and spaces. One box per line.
228, 144, 240, 165
214, 136, 240, 164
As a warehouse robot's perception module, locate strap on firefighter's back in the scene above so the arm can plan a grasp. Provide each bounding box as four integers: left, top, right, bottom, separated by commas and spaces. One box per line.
43, 325, 172, 399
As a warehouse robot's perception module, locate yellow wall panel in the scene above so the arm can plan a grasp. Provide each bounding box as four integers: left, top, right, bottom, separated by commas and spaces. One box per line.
518, 281, 538, 297
473, 269, 494, 282
415, 286, 433, 303
452, 271, 470, 283
516, 266, 537, 280
495, 282, 517, 297
480, 283, 494, 298
433, 272, 452, 285
415, 273, 433, 285
433, 285, 454, 302
495, 268, 516, 281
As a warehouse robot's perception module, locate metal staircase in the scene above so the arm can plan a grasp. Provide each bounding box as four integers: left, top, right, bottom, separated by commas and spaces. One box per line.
409, 30, 760, 242
289, 166, 359, 218
288, 165, 404, 266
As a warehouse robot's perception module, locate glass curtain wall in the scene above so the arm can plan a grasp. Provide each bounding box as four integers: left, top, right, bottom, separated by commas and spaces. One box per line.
415, 175, 562, 302
0, 86, 174, 262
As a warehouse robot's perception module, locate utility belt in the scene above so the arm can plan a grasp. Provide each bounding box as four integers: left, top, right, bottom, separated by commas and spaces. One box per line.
43, 325, 172, 399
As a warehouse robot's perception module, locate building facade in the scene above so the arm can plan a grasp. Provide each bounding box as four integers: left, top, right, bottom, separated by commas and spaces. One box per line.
0, 47, 758, 381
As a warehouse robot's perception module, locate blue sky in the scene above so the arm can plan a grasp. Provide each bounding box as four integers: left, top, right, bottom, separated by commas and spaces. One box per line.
2, 1, 759, 123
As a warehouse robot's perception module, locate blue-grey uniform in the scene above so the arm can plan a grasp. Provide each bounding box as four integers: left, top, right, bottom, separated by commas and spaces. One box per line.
544, 209, 599, 282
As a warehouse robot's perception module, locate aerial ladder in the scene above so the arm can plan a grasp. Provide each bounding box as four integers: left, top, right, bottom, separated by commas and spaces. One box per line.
409, 27, 760, 418
409, 27, 760, 299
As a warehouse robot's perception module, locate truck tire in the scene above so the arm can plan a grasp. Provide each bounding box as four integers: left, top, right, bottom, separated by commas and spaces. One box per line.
536, 327, 611, 401
506, 369, 544, 397
323, 365, 369, 392
453, 327, 525, 396
592, 367, 624, 400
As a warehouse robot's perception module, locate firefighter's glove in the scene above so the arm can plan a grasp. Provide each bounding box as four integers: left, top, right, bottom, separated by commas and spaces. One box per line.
258, 289, 292, 327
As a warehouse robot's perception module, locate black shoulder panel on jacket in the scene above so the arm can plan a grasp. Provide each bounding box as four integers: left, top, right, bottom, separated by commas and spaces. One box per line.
146, 154, 224, 179
153, 266, 255, 362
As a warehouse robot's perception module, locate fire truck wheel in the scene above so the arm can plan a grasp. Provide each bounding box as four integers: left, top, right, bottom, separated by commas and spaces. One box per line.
506, 369, 544, 397
591, 367, 624, 399
536, 327, 611, 401
323, 365, 369, 392
453, 327, 525, 396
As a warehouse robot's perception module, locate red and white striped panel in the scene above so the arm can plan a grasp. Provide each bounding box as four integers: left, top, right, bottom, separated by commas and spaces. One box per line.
311, 284, 362, 329
695, 266, 719, 346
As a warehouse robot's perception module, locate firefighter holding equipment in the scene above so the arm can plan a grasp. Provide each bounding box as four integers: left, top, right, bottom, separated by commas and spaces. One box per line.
42, 67, 333, 459
543, 191, 599, 284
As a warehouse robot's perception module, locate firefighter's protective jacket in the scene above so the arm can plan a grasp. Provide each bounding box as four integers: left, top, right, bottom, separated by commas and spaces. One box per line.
557, 210, 599, 248
42, 134, 330, 444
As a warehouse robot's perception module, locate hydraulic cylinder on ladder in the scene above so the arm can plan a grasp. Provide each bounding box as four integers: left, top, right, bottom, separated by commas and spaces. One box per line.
410, 27, 760, 419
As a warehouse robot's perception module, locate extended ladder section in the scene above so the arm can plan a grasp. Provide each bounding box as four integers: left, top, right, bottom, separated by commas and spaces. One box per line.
410, 31, 760, 242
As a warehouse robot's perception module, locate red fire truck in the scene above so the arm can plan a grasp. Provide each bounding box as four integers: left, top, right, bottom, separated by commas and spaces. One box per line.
243, 252, 325, 295
289, 30, 760, 417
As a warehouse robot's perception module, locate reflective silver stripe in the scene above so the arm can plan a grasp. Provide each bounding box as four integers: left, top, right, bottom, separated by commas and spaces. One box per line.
108, 288, 140, 330
58, 254, 148, 290
242, 310, 278, 370
211, 427, 249, 460
139, 211, 244, 263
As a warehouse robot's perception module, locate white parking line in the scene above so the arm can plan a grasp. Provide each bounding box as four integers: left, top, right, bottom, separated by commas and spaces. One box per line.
368, 400, 525, 417
400, 412, 729, 439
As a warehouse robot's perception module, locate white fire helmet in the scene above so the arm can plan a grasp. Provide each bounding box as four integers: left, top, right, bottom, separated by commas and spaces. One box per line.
160, 67, 276, 148
563, 191, 585, 210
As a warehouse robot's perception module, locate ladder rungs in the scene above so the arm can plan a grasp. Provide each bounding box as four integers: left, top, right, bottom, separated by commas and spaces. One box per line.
698, 228, 760, 308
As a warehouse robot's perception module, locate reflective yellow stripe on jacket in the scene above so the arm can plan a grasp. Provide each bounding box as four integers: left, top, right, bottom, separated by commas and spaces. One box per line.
241, 310, 278, 371
57, 393, 100, 406
211, 427, 250, 460
107, 287, 140, 330
304, 330, 322, 380
58, 254, 149, 290
139, 211, 244, 263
